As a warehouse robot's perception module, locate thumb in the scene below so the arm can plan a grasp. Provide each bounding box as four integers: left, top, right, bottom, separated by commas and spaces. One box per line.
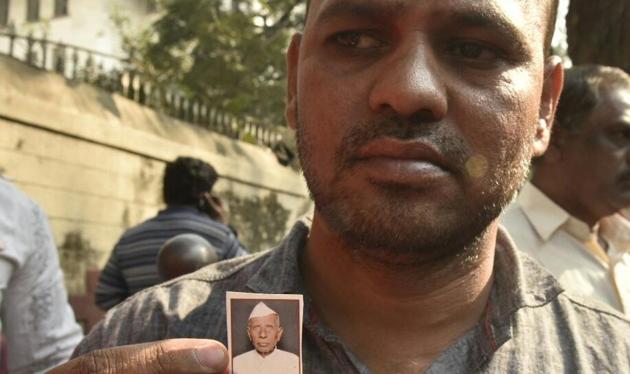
47, 339, 229, 374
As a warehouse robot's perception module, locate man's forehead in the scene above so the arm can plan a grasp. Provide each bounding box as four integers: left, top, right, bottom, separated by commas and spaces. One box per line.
307, 0, 547, 31
304, 0, 549, 60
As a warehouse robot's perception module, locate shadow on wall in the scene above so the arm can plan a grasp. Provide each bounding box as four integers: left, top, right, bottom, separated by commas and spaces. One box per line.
59, 231, 108, 332
68, 269, 105, 334
223, 192, 291, 253
58, 231, 99, 295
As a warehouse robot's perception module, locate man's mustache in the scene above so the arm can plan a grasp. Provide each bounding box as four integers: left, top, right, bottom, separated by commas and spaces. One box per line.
335, 115, 470, 173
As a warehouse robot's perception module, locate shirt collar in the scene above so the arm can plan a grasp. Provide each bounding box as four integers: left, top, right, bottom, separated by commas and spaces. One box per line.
517, 183, 600, 243
427, 226, 565, 371
246, 219, 310, 294
563, 217, 598, 243
159, 205, 204, 215
492, 225, 565, 316
483, 226, 564, 346
517, 183, 572, 241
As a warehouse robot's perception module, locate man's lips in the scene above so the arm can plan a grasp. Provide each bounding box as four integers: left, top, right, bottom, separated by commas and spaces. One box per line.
356, 137, 450, 167
353, 138, 451, 184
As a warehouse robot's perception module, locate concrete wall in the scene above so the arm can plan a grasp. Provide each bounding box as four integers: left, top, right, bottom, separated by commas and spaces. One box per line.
0, 55, 311, 294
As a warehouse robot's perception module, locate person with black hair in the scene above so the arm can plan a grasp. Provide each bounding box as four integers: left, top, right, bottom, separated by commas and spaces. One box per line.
95, 157, 247, 310
502, 65, 630, 314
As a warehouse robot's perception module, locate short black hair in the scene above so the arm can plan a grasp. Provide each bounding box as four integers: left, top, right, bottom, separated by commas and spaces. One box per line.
555, 65, 630, 132
162, 156, 219, 206
304, 0, 559, 56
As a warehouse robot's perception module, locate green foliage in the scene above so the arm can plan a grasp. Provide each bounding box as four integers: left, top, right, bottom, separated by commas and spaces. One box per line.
121, 0, 305, 127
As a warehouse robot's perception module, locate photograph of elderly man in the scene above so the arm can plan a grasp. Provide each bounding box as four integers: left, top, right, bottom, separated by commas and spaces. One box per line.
232, 302, 299, 374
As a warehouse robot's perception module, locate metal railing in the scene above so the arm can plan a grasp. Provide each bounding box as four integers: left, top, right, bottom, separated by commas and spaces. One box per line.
0, 30, 283, 148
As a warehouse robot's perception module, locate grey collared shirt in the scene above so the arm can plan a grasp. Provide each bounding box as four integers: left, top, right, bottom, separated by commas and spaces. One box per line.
73, 221, 630, 373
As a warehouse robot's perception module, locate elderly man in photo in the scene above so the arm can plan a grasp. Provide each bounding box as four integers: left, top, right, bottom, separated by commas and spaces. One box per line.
233, 302, 299, 374
502, 65, 630, 314
50, 0, 630, 373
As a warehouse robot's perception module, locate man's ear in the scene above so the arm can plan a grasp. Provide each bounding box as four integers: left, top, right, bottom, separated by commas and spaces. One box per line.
285, 34, 302, 130
534, 56, 564, 157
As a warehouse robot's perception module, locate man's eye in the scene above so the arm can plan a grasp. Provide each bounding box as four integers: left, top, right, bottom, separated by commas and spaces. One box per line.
332, 32, 383, 49
447, 41, 502, 62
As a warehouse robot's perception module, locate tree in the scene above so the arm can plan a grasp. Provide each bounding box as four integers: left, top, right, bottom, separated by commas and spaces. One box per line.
120, 0, 305, 128
566, 0, 630, 72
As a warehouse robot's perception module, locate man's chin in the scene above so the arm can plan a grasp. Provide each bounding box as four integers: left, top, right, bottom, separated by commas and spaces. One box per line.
256, 347, 274, 355
316, 198, 496, 264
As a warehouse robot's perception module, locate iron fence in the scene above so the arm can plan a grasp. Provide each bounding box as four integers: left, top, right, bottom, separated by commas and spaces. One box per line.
0, 30, 282, 148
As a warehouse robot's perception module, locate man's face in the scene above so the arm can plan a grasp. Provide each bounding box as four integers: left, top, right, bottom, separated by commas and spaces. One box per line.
247, 314, 283, 356
559, 87, 630, 219
287, 0, 560, 260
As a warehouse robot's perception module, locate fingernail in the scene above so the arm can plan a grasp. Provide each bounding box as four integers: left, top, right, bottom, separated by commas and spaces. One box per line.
194, 344, 227, 372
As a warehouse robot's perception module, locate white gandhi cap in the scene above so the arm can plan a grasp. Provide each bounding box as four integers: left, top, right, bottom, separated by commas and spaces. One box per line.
249, 302, 277, 320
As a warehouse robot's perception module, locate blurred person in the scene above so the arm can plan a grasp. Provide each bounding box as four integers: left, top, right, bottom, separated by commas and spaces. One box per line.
502, 65, 630, 314
95, 156, 247, 310
157, 234, 220, 281
0, 177, 83, 373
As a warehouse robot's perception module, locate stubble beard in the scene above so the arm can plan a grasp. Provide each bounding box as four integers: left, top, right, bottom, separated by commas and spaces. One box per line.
297, 114, 532, 268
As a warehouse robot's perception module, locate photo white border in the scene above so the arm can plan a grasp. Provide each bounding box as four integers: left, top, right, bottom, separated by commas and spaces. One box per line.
226, 291, 304, 374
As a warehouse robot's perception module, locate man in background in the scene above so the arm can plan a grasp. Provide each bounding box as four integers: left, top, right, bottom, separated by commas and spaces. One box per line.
0, 176, 83, 373
95, 156, 247, 310
502, 65, 630, 314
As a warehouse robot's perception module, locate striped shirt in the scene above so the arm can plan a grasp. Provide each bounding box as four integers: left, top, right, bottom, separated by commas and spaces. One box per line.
95, 206, 247, 310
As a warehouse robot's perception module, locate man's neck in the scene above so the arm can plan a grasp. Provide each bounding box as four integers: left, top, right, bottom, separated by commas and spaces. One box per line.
302, 214, 497, 374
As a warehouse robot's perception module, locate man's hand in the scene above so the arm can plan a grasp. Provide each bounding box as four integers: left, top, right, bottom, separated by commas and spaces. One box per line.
201, 192, 229, 225
47, 339, 229, 374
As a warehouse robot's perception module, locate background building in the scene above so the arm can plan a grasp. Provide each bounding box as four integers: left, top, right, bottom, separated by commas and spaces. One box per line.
0, 0, 157, 56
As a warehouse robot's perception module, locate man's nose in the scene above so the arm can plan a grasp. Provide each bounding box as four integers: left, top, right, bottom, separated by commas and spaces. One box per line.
259, 329, 268, 338
368, 38, 447, 121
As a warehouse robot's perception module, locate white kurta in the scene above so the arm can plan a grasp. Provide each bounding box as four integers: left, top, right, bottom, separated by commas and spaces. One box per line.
233, 348, 300, 374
